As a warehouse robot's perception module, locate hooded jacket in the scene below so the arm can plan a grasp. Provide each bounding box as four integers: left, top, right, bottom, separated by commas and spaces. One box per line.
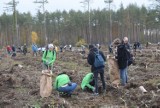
116, 44, 129, 69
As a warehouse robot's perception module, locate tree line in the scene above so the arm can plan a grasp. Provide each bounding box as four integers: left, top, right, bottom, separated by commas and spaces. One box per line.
0, 3, 160, 47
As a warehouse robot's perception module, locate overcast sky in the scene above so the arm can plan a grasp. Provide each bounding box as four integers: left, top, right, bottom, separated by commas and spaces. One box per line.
0, 0, 151, 15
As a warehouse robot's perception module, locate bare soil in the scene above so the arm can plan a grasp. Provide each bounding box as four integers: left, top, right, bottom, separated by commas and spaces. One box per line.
0, 46, 160, 108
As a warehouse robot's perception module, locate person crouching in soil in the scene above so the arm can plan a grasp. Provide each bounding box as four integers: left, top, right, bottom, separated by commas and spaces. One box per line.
54, 72, 77, 97
81, 72, 95, 92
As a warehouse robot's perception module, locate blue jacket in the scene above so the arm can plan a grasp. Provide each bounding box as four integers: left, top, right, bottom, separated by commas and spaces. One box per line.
32, 44, 38, 52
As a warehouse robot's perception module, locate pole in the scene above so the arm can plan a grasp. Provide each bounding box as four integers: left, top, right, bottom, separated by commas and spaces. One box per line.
43, 0, 47, 44
80, 0, 92, 44
104, 0, 113, 43
13, 0, 16, 45
34, 0, 48, 45
109, 2, 112, 43
88, 0, 92, 44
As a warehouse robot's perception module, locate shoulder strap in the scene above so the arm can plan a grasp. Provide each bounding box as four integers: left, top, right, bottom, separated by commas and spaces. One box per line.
45, 50, 48, 58
94, 50, 99, 55
53, 50, 55, 56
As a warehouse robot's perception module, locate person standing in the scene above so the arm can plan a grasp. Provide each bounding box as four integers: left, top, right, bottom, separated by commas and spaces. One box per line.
32, 43, 38, 56
69, 45, 72, 51
60, 45, 63, 52
6, 45, 12, 55
123, 37, 131, 51
116, 39, 129, 86
133, 42, 138, 52
87, 45, 106, 96
12, 45, 16, 53
42, 44, 56, 71
11, 45, 16, 57
23, 44, 27, 55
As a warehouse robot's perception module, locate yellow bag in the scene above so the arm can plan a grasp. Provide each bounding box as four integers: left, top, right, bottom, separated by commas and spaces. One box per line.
40, 70, 53, 98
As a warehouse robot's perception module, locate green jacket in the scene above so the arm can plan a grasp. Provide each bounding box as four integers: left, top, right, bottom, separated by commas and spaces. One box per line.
54, 74, 70, 89
81, 73, 94, 90
42, 50, 56, 65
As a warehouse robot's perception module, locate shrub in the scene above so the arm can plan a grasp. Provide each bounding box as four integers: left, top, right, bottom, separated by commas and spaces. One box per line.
76, 39, 87, 47
53, 39, 59, 46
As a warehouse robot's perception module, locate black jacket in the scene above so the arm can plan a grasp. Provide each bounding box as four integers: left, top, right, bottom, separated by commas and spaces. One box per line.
116, 44, 129, 69
87, 48, 106, 72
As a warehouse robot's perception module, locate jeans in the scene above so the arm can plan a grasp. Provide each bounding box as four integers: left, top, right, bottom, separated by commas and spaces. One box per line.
120, 67, 128, 86
58, 83, 77, 94
93, 68, 106, 93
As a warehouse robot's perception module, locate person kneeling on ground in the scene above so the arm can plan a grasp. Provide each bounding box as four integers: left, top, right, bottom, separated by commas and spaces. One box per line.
54, 72, 77, 97
81, 72, 95, 92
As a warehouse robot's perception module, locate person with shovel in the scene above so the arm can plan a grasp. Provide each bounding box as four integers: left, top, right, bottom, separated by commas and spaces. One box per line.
42, 44, 56, 71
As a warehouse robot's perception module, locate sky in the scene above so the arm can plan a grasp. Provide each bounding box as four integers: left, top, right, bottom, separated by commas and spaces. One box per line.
0, 0, 151, 15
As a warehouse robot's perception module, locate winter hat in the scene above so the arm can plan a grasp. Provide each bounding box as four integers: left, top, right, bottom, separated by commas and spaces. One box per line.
48, 44, 54, 48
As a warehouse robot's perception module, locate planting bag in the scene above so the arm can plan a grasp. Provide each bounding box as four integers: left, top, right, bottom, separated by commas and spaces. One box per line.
40, 70, 52, 98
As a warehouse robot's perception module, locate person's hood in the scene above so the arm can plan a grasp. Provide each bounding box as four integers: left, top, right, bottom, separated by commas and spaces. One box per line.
90, 47, 98, 53
118, 44, 125, 50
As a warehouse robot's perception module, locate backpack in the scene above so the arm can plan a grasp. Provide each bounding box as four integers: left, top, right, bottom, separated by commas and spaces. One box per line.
128, 52, 133, 66
93, 51, 105, 68
45, 50, 55, 58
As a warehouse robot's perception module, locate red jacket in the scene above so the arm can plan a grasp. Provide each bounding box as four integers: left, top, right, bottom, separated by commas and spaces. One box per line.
7, 46, 12, 51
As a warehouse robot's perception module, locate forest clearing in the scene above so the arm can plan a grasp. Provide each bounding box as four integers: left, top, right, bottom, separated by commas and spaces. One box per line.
0, 44, 160, 108
0, 0, 160, 107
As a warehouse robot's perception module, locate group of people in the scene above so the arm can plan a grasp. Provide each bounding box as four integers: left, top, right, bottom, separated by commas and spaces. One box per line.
41, 37, 133, 97
6, 45, 15, 55
6, 44, 28, 57
5, 43, 39, 57
0, 35, 134, 99
6, 45, 17, 57
41, 42, 112, 97
60, 44, 72, 52
41, 43, 106, 97
1, 36, 133, 97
